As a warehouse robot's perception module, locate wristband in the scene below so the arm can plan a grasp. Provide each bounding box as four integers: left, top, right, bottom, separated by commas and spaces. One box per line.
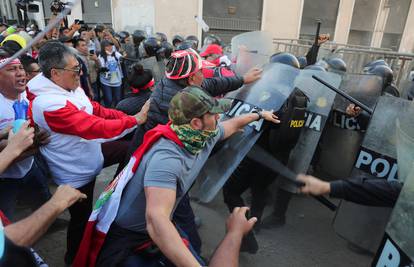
252, 110, 263, 121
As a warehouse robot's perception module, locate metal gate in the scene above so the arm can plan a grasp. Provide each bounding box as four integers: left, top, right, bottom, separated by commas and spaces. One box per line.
271, 38, 414, 88
202, 0, 263, 45
81, 0, 112, 25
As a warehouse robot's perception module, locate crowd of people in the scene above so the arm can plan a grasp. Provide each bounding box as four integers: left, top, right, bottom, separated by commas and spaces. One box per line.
0, 16, 407, 267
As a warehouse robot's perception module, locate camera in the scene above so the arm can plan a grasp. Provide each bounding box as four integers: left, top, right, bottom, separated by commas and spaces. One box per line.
50, 0, 68, 15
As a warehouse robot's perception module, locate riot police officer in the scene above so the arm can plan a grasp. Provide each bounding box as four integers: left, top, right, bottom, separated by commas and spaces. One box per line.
223, 52, 307, 253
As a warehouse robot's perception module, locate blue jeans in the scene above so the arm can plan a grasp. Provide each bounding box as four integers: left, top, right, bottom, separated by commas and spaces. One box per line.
101, 84, 122, 107
91, 82, 100, 103
0, 158, 51, 219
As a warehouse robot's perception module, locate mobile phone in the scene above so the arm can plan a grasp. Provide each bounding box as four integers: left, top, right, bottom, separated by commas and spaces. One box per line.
89, 50, 95, 55
74, 19, 79, 24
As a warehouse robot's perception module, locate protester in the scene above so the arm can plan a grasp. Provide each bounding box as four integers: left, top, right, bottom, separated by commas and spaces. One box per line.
116, 63, 154, 115
98, 40, 123, 107
28, 41, 149, 265
75, 86, 280, 267
20, 55, 41, 81
0, 48, 51, 219
118, 48, 262, 255
73, 37, 95, 98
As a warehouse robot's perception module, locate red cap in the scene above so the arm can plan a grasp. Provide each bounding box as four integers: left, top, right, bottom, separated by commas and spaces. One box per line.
200, 44, 223, 57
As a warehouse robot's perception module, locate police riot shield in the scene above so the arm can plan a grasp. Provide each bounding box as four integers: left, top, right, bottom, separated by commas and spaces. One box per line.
230, 31, 273, 76
372, 118, 414, 266
315, 74, 383, 180
399, 79, 414, 100
193, 63, 300, 203
139, 56, 164, 82
278, 70, 341, 192
333, 96, 414, 253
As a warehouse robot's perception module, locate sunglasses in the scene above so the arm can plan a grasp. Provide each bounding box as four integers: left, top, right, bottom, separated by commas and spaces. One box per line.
55, 65, 82, 75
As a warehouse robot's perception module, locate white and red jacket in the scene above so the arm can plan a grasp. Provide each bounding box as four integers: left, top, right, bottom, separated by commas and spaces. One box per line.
28, 74, 137, 188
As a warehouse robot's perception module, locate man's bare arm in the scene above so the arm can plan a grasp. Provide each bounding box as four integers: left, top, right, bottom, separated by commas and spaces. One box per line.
4, 185, 86, 246
209, 207, 257, 267
0, 123, 34, 173
145, 187, 201, 267
221, 110, 280, 139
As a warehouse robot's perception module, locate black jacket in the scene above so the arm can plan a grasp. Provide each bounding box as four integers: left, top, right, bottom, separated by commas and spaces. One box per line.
125, 75, 244, 160
330, 177, 402, 207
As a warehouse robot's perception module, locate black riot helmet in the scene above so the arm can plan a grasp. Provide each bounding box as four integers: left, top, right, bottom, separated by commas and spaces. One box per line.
203, 34, 222, 46
176, 41, 194, 51
132, 30, 147, 46
142, 36, 162, 57
269, 52, 300, 69
117, 31, 130, 43
363, 59, 388, 72
297, 56, 307, 69
158, 41, 174, 59
304, 64, 327, 72
367, 65, 394, 86
186, 35, 199, 50
156, 32, 168, 43
172, 35, 184, 47
327, 57, 347, 72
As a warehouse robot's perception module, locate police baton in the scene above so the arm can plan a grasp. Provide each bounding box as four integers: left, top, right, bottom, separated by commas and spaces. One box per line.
247, 145, 338, 212
312, 75, 374, 115
314, 19, 322, 47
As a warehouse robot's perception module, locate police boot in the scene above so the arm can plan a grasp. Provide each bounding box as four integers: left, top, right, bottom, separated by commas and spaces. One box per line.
261, 189, 292, 228
240, 231, 259, 254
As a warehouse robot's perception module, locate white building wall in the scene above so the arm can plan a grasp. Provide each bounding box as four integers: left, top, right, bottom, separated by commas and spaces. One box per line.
111, 0, 155, 34
333, 0, 355, 44
261, 0, 304, 39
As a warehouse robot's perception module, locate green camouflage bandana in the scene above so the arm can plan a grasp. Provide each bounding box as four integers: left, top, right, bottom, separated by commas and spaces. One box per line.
171, 123, 219, 154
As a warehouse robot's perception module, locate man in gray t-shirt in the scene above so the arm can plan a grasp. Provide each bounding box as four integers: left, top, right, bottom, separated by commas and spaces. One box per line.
97, 86, 280, 267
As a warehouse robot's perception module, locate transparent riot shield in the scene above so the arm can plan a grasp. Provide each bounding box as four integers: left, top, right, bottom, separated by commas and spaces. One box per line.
230, 31, 273, 76
316, 74, 383, 180
193, 63, 300, 203
399, 79, 414, 100
279, 70, 341, 192
372, 118, 414, 266
139, 56, 164, 82
333, 96, 414, 253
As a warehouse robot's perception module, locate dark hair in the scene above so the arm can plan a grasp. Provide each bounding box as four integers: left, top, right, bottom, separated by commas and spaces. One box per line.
73, 37, 86, 48
38, 41, 75, 78
19, 54, 38, 72
128, 63, 153, 88
99, 40, 115, 63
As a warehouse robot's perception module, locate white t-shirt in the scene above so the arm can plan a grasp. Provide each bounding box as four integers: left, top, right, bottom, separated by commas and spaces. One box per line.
0, 92, 33, 179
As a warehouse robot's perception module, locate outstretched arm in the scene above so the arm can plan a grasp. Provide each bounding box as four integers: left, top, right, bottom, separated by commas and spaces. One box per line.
209, 207, 257, 267
4, 185, 86, 246
221, 110, 280, 139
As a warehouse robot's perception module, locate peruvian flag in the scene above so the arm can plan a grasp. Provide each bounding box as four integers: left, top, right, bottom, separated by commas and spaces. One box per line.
73, 123, 183, 267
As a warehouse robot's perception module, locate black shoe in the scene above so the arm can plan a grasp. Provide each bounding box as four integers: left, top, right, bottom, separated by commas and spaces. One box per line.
240, 231, 259, 254
261, 214, 286, 229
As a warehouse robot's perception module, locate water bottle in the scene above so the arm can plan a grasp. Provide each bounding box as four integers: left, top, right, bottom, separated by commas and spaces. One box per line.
12, 99, 28, 133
